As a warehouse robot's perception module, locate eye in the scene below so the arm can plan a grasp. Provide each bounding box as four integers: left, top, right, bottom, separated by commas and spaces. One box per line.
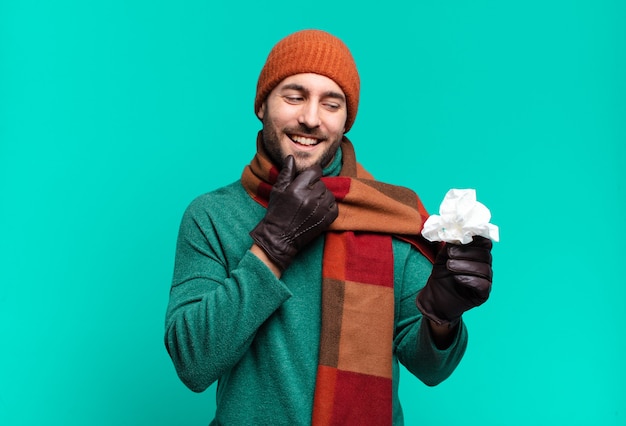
323, 102, 341, 111
283, 95, 304, 104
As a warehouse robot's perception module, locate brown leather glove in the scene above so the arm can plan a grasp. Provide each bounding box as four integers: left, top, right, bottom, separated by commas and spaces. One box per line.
416, 236, 493, 327
250, 156, 338, 271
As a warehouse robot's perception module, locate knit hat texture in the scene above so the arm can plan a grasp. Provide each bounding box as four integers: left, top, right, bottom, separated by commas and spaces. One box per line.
255, 29, 360, 132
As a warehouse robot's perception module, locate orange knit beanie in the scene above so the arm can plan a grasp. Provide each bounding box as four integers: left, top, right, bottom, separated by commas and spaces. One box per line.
255, 29, 360, 132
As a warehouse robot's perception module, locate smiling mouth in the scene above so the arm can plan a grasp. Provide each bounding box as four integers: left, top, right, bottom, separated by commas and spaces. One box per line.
288, 134, 323, 146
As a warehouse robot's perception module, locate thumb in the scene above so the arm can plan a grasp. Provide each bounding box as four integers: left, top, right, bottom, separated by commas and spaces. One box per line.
273, 155, 296, 192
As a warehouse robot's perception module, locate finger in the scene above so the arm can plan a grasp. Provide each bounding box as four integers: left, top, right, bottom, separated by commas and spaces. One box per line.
290, 164, 323, 190
453, 275, 492, 302
273, 155, 296, 192
317, 185, 338, 214
447, 258, 492, 280
300, 179, 336, 215
448, 244, 492, 264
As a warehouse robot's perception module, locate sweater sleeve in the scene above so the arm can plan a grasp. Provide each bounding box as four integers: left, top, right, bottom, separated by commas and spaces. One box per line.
164, 197, 292, 393
393, 241, 468, 386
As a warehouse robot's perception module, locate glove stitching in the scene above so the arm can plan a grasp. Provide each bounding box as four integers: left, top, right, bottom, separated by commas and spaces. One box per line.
288, 199, 321, 241
293, 214, 330, 240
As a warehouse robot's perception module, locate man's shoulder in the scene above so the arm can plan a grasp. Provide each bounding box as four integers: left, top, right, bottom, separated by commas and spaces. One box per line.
191, 180, 245, 201
183, 180, 248, 215
179, 179, 263, 241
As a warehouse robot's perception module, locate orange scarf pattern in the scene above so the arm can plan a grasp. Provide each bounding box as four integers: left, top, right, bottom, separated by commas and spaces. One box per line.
242, 135, 437, 425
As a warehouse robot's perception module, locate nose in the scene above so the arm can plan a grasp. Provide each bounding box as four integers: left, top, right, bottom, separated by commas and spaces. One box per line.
298, 101, 321, 128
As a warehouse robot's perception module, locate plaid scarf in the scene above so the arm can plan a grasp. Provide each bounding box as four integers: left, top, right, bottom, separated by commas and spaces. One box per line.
241, 134, 437, 425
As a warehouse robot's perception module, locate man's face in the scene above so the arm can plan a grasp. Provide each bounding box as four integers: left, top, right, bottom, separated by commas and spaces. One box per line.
257, 73, 348, 173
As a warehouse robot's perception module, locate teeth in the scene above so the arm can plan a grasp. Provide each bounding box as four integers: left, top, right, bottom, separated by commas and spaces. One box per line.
291, 135, 318, 146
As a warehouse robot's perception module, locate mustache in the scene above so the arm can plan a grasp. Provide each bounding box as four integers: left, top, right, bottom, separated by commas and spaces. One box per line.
283, 124, 327, 141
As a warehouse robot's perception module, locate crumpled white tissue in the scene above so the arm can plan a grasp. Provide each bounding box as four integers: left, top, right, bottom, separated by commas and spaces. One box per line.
422, 189, 499, 244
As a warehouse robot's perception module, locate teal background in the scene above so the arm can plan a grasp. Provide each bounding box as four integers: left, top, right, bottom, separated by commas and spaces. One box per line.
1, 0, 624, 424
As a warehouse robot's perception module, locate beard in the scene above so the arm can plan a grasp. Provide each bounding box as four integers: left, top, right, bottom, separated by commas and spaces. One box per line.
261, 116, 343, 173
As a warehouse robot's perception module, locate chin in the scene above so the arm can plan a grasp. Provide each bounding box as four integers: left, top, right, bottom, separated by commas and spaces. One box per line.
291, 156, 318, 173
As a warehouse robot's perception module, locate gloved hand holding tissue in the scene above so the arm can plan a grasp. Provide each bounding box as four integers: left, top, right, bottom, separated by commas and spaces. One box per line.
416, 188, 496, 329
421, 188, 499, 244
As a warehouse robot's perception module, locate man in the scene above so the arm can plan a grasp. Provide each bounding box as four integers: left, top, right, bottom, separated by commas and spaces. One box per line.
164, 29, 493, 425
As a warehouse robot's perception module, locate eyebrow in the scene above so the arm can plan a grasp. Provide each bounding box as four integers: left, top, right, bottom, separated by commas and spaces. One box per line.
280, 83, 346, 102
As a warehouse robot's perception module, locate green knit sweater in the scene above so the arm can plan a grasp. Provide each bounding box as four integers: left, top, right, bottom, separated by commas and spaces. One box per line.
164, 154, 468, 425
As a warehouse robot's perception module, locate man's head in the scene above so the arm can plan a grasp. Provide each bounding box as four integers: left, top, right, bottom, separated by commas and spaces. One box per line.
255, 30, 360, 171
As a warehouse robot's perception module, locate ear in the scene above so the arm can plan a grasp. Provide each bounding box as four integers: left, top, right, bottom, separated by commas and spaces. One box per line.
256, 102, 266, 120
